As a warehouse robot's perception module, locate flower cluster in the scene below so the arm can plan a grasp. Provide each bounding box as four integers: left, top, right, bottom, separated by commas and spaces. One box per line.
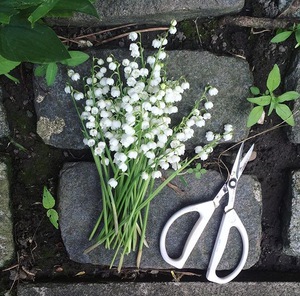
66, 20, 233, 270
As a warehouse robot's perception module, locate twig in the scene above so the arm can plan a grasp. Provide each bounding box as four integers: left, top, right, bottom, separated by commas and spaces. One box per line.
278, 0, 300, 18
161, 176, 185, 195
95, 27, 169, 45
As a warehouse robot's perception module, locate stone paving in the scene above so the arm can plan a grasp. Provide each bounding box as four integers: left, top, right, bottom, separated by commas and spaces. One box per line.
17, 282, 300, 296
59, 164, 262, 269
1, 0, 300, 294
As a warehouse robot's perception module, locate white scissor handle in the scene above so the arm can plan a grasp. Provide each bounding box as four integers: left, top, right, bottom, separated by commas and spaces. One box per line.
206, 209, 249, 284
160, 200, 216, 269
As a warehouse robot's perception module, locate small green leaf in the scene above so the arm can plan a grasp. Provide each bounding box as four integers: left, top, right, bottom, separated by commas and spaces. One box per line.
295, 29, 300, 47
196, 163, 201, 170
268, 100, 276, 116
179, 175, 188, 187
195, 171, 202, 179
267, 64, 281, 92
278, 91, 300, 103
46, 62, 58, 86
187, 168, 194, 174
0, 54, 20, 75
247, 105, 264, 127
250, 86, 260, 95
42, 186, 55, 209
275, 104, 295, 126
271, 31, 293, 43
28, 0, 60, 25
34, 64, 47, 77
60, 51, 89, 66
47, 209, 59, 229
247, 96, 271, 106
5, 73, 19, 83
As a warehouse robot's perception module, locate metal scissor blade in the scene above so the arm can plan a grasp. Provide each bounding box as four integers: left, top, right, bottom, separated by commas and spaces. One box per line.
230, 143, 254, 181
237, 144, 255, 180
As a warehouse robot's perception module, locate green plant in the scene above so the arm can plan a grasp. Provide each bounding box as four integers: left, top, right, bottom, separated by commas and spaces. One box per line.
247, 64, 300, 127
0, 0, 98, 81
271, 23, 300, 48
42, 186, 59, 229
34, 50, 90, 86
66, 21, 234, 271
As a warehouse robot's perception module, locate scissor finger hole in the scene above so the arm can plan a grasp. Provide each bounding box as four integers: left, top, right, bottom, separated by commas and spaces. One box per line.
164, 211, 200, 258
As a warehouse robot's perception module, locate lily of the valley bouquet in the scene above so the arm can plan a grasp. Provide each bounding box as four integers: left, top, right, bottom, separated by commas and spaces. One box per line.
66, 20, 233, 271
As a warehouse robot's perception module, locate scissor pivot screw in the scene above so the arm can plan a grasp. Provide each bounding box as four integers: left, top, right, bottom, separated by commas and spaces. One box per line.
229, 178, 237, 188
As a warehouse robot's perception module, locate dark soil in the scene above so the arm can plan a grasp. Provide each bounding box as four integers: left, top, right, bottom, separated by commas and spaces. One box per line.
1, 0, 300, 294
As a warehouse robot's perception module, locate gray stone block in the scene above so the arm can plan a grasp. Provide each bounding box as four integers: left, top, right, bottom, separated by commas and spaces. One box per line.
279, 0, 300, 17
0, 87, 10, 138
285, 50, 300, 143
49, 0, 245, 26
0, 162, 14, 267
17, 282, 300, 296
33, 50, 252, 149
283, 170, 300, 256
58, 162, 262, 270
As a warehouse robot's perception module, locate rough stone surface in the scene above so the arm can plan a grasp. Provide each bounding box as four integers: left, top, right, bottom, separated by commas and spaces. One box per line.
279, 0, 300, 17
285, 50, 300, 143
17, 282, 300, 296
34, 50, 252, 149
0, 87, 10, 138
283, 170, 300, 256
0, 161, 14, 267
58, 162, 262, 270
49, 0, 245, 26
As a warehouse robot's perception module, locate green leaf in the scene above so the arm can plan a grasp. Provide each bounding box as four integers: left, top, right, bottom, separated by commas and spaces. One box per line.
179, 175, 188, 187
60, 51, 89, 66
28, 0, 60, 25
275, 104, 295, 126
247, 105, 264, 127
187, 168, 194, 174
267, 64, 281, 92
48, 0, 99, 18
196, 163, 201, 170
47, 209, 59, 229
0, 16, 70, 63
268, 100, 276, 116
295, 29, 300, 47
0, 7, 19, 24
195, 171, 202, 179
0, 54, 20, 75
271, 31, 293, 43
34, 64, 47, 77
5, 73, 19, 83
250, 86, 260, 96
42, 186, 55, 209
278, 91, 300, 103
247, 96, 271, 106
46, 62, 58, 86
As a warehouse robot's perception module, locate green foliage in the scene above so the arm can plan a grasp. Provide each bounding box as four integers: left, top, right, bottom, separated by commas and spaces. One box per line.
42, 186, 59, 229
34, 51, 90, 86
0, 0, 98, 81
187, 163, 207, 179
271, 24, 300, 48
247, 64, 300, 127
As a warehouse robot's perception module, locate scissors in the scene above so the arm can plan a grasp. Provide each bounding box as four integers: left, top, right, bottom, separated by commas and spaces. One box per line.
160, 143, 254, 284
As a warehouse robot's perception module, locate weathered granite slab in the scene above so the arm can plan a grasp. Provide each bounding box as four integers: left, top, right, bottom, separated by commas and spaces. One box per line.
33, 50, 252, 149
285, 50, 300, 143
0, 87, 10, 138
48, 0, 245, 26
283, 170, 300, 256
0, 161, 14, 267
58, 162, 262, 270
17, 282, 300, 296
